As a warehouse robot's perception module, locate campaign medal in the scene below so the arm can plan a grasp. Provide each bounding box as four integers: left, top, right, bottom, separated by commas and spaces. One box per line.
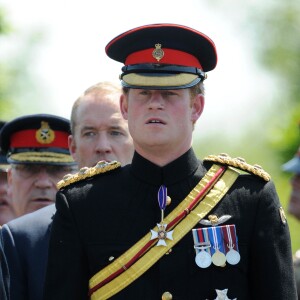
192, 228, 212, 268
226, 246, 240, 265
150, 185, 174, 246
209, 227, 226, 267
211, 249, 226, 267
222, 225, 240, 265
195, 247, 212, 268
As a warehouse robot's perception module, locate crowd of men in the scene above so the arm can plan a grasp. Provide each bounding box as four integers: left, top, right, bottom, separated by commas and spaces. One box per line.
0, 23, 299, 300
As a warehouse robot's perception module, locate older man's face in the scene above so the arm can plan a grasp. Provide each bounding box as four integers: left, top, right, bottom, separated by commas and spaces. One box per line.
0, 170, 15, 225
69, 95, 134, 169
8, 164, 75, 218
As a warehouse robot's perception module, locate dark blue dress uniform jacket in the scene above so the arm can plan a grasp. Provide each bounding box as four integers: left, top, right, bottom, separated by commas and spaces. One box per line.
0, 231, 9, 300
43, 149, 297, 300
2, 204, 55, 300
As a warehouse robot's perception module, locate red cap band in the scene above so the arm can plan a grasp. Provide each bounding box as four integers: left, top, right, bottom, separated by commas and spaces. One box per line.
10, 130, 69, 149
125, 48, 202, 69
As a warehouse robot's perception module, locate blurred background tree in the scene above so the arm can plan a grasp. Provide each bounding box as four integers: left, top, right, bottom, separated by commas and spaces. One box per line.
252, 0, 300, 252
0, 6, 46, 122
0, 6, 14, 119
197, 0, 300, 251
248, 0, 300, 161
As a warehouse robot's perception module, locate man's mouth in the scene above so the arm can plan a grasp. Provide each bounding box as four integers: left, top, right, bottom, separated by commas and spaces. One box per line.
33, 198, 53, 203
147, 118, 165, 125
0, 199, 8, 207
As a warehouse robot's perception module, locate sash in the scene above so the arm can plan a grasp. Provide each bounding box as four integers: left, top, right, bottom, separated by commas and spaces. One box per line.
89, 164, 239, 299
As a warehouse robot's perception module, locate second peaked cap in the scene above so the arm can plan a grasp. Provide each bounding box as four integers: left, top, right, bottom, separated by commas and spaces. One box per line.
0, 114, 75, 166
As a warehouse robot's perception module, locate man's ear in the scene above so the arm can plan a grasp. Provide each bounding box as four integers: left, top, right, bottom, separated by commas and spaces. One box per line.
120, 94, 129, 120
68, 135, 77, 161
191, 94, 205, 123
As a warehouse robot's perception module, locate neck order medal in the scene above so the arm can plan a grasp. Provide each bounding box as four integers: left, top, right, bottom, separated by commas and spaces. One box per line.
150, 185, 174, 246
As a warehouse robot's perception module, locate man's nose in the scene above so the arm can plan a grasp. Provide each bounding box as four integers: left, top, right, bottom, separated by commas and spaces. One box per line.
0, 181, 7, 194
33, 170, 55, 188
148, 92, 164, 110
95, 134, 112, 153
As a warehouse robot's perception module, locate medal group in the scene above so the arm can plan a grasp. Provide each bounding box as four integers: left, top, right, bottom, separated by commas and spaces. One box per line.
150, 185, 241, 269
192, 224, 240, 268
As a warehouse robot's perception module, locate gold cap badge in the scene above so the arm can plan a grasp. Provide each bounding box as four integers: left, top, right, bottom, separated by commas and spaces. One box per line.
36, 121, 55, 144
152, 43, 164, 62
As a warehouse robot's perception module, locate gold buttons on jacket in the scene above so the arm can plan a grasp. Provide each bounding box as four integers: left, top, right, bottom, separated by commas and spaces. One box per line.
166, 196, 171, 206
162, 291, 173, 300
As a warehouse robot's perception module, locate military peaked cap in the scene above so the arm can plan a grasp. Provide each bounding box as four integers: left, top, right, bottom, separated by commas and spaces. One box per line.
105, 23, 217, 89
0, 114, 75, 166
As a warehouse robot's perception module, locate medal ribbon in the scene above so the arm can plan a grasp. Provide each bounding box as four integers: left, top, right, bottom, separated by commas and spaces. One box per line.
221, 225, 239, 252
192, 228, 211, 255
207, 227, 225, 255
158, 185, 167, 223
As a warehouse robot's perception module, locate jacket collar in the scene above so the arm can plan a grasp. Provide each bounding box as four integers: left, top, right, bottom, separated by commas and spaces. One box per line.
130, 148, 200, 186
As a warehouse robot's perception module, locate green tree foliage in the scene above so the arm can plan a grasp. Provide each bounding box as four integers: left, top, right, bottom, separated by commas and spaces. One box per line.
0, 5, 46, 122
249, 0, 300, 161
199, 0, 300, 251
0, 6, 14, 120
249, 0, 300, 251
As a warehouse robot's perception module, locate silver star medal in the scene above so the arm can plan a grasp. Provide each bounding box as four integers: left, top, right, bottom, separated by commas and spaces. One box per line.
150, 185, 174, 247
214, 289, 237, 300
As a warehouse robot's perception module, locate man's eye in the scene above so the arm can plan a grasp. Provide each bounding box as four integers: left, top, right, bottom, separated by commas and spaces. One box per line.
110, 131, 122, 136
139, 90, 149, 96
163, 91, 177, 96
24, 165, 35, 173
83, 132, 96, 137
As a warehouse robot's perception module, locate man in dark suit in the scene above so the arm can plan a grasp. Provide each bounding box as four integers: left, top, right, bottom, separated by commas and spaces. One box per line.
43, 24, 297, 299
282, 142, 300, 220
0, 113, 76, 300
282, 136, 300, 299
0, 233, 9, 300
1, 82, 134, 300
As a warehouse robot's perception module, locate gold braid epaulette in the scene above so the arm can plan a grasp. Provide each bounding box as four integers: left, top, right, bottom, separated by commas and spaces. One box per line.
57, 160, 121, 189
203, 153, 271, 181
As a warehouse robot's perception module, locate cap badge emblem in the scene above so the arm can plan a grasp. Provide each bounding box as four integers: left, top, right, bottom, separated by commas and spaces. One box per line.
36, 121, 55, 144
152, 43, 164, 61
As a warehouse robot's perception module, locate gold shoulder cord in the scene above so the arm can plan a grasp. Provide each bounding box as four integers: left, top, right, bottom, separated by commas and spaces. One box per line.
204, 153, 271, 181
57, 161, 121, 189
